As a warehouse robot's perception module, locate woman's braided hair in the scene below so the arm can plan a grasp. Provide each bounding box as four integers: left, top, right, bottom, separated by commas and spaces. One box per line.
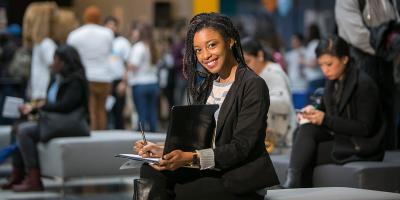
183, 12, 247, 104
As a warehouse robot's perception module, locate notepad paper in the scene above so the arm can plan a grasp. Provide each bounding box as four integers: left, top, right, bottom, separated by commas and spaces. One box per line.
115, 154, 160, 165
2, 96, 24, 119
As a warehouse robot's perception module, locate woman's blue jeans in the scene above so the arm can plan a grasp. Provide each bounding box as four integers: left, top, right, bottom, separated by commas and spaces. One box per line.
132, 83, 160, 132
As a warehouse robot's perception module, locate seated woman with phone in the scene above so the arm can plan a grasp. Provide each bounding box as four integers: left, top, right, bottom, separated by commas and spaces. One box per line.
282, 35, 385, 188
133, 12, 278, 200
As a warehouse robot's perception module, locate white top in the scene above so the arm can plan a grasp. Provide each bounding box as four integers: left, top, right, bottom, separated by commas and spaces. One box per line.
259, 62, 297, 146
30, 38, 57, 100
67, 24, 114, 82
206, 81, 233, 127
286, 47, 308, 92
259, 62, 293, 115
194, 81, 233, 170
109, 36, 131, 80
127, 41, 158, 86
304, 39, 324, 82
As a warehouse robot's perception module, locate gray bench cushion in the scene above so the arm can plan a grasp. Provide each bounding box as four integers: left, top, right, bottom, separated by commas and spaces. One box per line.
38, 131, 165, 179
313, 162, 400, 192
266, 187, 400, 200
270, 155, 289, 184
0, 126, 11, 148
270, 152, 400, 193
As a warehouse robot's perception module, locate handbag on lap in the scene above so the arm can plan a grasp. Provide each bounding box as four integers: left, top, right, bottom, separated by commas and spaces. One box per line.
38, 107, 90, 143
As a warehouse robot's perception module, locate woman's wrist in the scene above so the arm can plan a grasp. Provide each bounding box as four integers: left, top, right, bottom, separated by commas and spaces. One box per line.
183, 152, 196, 165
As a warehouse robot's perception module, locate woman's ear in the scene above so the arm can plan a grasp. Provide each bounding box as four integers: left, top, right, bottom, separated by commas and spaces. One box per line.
257, 50, 264, 62
342, 56, 349, 65
229, 38, 236, 49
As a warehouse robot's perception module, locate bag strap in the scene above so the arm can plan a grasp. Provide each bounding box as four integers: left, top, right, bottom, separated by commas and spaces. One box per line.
358, 0, 400, 24
358, 0, 366, 13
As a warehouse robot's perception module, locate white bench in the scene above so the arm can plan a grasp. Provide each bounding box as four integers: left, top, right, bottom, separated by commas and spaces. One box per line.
38, 130, 166, 188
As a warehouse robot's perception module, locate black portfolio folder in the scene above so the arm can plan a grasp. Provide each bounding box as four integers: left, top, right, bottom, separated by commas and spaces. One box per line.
163, 104, 219, 155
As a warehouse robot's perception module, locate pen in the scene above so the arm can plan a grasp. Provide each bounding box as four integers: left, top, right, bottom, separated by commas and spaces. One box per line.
139, 122, 147, 145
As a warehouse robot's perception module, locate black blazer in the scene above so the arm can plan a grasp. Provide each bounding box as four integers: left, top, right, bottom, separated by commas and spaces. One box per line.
203, 65, 279, 194
41, 73, 89, 115
321, 63, 385, 164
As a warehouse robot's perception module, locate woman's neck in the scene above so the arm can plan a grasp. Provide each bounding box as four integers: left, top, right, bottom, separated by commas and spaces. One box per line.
218, 63, 238, 84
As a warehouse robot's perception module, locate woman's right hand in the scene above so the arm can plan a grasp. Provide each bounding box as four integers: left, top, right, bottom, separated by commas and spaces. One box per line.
134, 140, 163, 158
297, 105, 315, 124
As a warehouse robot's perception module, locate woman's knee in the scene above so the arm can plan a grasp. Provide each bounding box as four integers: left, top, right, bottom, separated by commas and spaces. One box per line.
16, 122, 38, 141
298, 123, 322, 138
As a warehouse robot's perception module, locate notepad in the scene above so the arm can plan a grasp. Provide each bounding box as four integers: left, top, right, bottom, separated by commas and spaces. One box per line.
115, 154, 160, 164
2, 96, 24, 119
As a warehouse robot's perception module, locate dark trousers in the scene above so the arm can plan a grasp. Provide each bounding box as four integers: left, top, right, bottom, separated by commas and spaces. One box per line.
289, 124, 334, 186
12, 121, 40, 169
109, 79, 126, 129
140, 164, 263, 200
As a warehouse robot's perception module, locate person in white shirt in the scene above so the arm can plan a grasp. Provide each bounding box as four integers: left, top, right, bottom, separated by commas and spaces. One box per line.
30, 38, 57, 101
23, 2, 58, 101
127, 22, 159, 132
67, 6, 113, 130
104, 16, 131, 129
301, 24, 325, 100
242, 37, 296, 149
285, 33, 308, 93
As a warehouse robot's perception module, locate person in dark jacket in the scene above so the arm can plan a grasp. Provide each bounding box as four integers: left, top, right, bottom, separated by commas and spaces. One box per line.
1, 45, 90, 192
282, 35, 385, 188
133, 13, 279, 200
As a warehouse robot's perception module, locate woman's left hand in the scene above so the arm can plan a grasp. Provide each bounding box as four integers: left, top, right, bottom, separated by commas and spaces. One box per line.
150, 150, 193, 171
302, 109, 325, 125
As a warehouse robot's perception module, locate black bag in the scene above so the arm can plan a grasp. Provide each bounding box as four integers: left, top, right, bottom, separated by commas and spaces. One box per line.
133, 178, 154, 200
163, 104, 218, 155
39, 107, 90, 143
8, 47, 31, 81
358, 0, 400, 61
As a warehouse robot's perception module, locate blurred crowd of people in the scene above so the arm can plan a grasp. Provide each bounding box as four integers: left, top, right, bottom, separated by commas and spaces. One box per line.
0, 0, 398, 155
0, 0, 398, 193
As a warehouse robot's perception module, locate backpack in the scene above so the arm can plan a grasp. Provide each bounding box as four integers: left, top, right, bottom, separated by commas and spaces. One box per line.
8, 47, 31, 81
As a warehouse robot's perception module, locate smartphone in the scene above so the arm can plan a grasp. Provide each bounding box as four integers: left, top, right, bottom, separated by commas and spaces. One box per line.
295, 109, 307, 114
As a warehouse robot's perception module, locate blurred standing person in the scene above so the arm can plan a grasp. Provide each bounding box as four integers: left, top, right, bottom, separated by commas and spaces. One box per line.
23, 2, 58, 102
242, 37, 296, 150
172, 22, 187, 105
0, 28, 21, 114
67, 6, 113, 130
157, 37, 175, 108
104, 16, 130, 129
127, 22, 159, 132
336, 0, 399, 149
286, 33, 307, 93
302, 24, 325, 100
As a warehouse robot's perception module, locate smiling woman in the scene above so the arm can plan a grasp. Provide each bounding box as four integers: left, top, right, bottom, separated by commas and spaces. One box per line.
133, 12, 279, 200
193, 28, 236, 78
